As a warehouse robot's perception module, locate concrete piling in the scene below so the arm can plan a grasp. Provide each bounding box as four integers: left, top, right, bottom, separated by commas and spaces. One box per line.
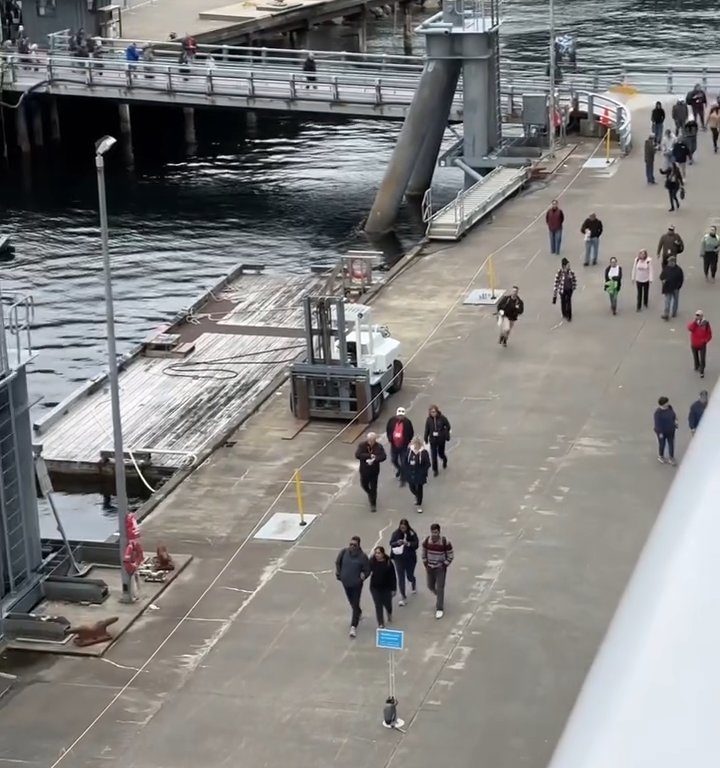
49, 97, 61, 143
183, 107, 197, 146
15, 102, 31, 155
31, 103, 44, 148
118, 103, 134, 167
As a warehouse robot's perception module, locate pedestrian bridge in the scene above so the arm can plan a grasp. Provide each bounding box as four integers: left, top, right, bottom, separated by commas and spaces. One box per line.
1, 37, 466, 121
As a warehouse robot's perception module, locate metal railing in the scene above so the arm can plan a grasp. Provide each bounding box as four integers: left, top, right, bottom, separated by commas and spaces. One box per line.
618, 65, 720, 95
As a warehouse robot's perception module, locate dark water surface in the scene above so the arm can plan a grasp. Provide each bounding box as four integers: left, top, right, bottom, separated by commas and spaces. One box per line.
0, 0, 709, 537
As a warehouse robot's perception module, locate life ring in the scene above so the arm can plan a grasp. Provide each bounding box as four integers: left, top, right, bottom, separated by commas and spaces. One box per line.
123, 540, 145, 575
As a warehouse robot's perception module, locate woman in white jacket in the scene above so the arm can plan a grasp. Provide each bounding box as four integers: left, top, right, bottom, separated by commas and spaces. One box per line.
631, 249, 654, 312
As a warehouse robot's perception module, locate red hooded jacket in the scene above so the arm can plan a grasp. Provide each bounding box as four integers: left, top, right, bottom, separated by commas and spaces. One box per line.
687, 319, 712, 348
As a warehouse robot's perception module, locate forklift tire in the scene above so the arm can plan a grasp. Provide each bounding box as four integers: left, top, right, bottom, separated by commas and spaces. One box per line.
387, 360, 404, 394
371, 383, 383, 421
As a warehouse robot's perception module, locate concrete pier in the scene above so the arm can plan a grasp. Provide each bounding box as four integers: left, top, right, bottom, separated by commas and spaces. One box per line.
1, 99, 713, 768
118, 103, 134, 167
366, 59, 458, 234
15, 102, 30, 155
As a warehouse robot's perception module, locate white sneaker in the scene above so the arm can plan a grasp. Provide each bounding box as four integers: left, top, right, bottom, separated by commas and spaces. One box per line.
416, 506, 423, 514
398, 599, 406, 606
349, 626, 357, 638
435, 610, 444, 619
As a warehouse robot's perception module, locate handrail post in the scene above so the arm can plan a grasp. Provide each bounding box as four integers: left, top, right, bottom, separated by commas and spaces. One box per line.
248, 70, 255, 97
207, 68, 214, 95
331, 75, 339, 101
166, 64, 173, 92
126, 62, 133, 88
667, 68, 673, 94
375, 77, 382, 105
702, 67, 708, 91
587, 92, 595, 128
222, 45, 229, 63
289, 72, 296, 100
87, 60, 93, 86
261, 47, 267, 65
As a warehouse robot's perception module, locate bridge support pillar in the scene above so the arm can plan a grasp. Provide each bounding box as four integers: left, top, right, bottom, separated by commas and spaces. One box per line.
49, 97, 61, 143
402, 1, 413, 56
366, 59, 457, 235
406, 60, 460, 198
246, 110, 258, 133
118, 103, 134, 167
15, 102, 31, 156
31, 102, 44, 148
358, 7, 368, 53
183, 107, 197, 146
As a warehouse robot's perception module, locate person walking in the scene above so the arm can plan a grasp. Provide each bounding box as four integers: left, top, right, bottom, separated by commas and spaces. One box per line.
552, 257, 577, 321
631, 250, 653, 312
660, 127, 676, 169
355, 431, 386, 512
656, 224, 684, 267
369, 546, 396, 629
423, 404, 451, 476
687, 309, 712, 378
651, 101, 665, 147
389, 519, 419, 605
545, 199, 565, 255
422, 523, 454, 619
386, 407, 414, 486
496, 286, 524, 346
708, 106, 720, 153
302, 52, 317, 88
686, 83, 707, 129
404, 436, 431, 513
683, 116, 698, 164
688, 390, 708, 435
699, 225, 720, 282
659, 255, 684, 320
580, 212, 603, 266
653, 396, 678, 465
603, 256, 622, 315
660, 162, 684, 212
670, 136, 689, 176
671, 98, 688, 134
335, 536, 370, 638
644, 134, 656, 184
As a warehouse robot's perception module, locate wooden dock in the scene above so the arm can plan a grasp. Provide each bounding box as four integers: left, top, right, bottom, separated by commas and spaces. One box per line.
32, 266, 331, 490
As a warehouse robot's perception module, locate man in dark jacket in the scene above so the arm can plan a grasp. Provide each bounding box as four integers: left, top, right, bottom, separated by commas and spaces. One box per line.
659, 255, 684, 320
688, 390, 708, 434
496, 286, 525, 346
686, 84, 707, 129
672, 98, 688, 133
656, 224, 684, 267
580, 212, 603, 266
552, 258, 577, 321
545, 199, 565, 254
423, 405, 451, 476
386, 407, 414, 486
302, 52, 317, 89
653, 396, 678, 465
644, 134, 656, 184
335, 536, 370, 637
355, 431, 386, 512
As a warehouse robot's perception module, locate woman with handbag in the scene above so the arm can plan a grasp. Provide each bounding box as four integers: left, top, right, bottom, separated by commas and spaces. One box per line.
660, 161, 684, 212
389, 519, 419, 605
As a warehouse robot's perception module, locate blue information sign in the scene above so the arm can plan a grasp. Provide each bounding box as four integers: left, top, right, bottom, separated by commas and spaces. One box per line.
376, 628, 404, 650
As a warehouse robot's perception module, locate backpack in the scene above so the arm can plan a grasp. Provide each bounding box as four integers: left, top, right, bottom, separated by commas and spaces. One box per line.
392, 420, 405, 448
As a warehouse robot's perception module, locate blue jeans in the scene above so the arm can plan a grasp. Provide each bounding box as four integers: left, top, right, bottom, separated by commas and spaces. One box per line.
549, 229, 562, 254
652, 121, 663, 145
645, 160, 655, 184
584, 237, 599, 265
663, 290, 679, 318
657, 432, 675, 460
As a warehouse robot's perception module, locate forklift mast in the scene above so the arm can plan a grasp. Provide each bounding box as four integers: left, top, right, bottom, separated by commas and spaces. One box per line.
303, 296, 349, 367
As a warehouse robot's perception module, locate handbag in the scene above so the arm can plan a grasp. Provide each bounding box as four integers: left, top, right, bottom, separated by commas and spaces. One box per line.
680, 186, 686, 200
391, 545, 405, 556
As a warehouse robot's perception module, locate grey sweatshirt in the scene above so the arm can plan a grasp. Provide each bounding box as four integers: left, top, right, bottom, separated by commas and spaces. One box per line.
335, 547, 370, 588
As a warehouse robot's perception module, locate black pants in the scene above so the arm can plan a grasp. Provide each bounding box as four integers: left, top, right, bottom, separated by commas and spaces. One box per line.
667, 186, 680, 210
712, 127, 719, 151
426, 566, 447, 611
702, 251, 718, 279
393, 557, 416, 599
359, 471, 379, 506
692, 344, 707, 374
560, 290, 573, 320
343, 583, 363, 628
429, 439, 447, 472
692, 105, 705, 129
636, 281, 649, 310
657, 432, 675, 459
370, 586, 393, 626
390, 445, 407, 482
408, 482, 424, 505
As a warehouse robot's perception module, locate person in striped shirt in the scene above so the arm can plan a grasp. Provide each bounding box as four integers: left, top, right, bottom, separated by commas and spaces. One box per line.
422, 523, 454, 619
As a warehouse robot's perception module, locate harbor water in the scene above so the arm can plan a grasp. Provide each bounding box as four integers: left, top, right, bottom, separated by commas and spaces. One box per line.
0, 0, 715, 538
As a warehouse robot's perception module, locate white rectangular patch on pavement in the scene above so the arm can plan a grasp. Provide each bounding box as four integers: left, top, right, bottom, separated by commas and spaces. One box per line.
583, 158, 615, 169
254, 512, 317, 541
463, 288, 505, 306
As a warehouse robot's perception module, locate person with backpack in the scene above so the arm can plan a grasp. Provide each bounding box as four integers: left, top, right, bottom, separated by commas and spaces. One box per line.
335, 536, 370, 638
389, 518, 419, 605
423, 404, 451, 476
659, 255, 684, 320
552, 257, 577, 321
603, 256, 623, 315
422, 523, 454, 619
386, 407, 414, 486
699, 225, 720, 282
354, 431, 386, 512
653, 396, 678, 465
404, 436, 431, 513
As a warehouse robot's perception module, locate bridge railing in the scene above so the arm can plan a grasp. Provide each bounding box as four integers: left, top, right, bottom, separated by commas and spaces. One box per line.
618, 65, 720, 95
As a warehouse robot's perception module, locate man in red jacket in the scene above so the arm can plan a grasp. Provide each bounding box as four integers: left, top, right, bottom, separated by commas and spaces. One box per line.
546, 199, 565, 255
687, 309, 712, 378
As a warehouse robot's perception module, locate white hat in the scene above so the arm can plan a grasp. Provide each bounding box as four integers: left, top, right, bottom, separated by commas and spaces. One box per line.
396, 407, 406, 416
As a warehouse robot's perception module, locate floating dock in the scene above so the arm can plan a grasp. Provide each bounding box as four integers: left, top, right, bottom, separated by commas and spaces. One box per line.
33, 266, 334, 490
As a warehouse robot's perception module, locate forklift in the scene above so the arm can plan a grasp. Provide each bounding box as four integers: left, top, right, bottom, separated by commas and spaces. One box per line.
289, 296, 404, 423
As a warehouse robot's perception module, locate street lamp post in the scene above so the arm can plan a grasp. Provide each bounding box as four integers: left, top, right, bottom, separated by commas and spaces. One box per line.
95, 135, 133, 603
548, 0, 556, 155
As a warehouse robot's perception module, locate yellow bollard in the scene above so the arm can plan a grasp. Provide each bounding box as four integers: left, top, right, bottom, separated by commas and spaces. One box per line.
294, 469, 307, 526
488, 255, 497, 299
605, 128, 611, 164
